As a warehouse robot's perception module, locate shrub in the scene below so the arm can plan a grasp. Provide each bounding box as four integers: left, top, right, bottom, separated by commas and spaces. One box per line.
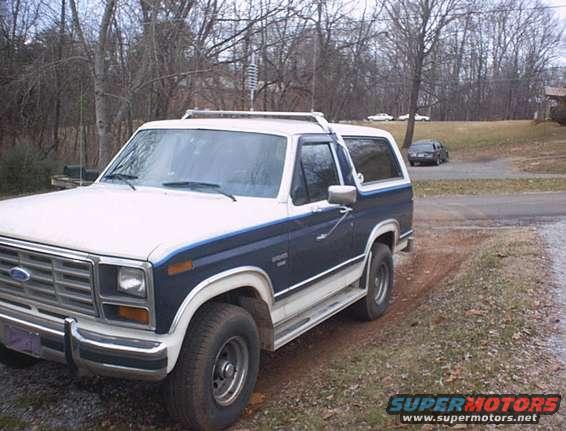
550, 105, 566, 125
0, 144, 59, 195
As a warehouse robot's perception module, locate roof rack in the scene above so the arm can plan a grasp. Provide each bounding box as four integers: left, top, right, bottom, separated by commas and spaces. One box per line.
181, 109, 334, 134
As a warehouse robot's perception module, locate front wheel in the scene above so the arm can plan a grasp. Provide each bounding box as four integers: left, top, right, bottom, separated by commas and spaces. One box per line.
351, 243, 394, 321
409, 161, 415, 167
163, 303, 260, 431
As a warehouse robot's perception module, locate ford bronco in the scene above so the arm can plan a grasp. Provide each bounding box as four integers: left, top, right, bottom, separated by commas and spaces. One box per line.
0, 111, 413, 430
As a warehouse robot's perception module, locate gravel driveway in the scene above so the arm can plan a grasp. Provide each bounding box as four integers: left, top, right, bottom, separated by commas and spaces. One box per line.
408, 158, 566, 181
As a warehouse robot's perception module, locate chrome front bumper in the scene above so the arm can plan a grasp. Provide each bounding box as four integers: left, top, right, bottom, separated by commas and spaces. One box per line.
0, 305, 167, 381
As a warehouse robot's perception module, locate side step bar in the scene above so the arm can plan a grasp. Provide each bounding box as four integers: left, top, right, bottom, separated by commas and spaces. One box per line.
273, 283, 366, 350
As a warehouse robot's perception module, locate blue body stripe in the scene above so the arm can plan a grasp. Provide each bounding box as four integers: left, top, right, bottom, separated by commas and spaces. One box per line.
358, 182, 412, 196
154, 207, 337, 267
151, 161, 413, 334
154, 183, 412, 266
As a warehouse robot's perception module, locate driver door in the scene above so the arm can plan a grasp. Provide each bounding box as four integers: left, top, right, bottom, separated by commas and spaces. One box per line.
286, 139, 354, 290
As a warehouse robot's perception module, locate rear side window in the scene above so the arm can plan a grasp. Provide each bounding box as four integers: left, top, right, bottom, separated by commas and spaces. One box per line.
291, 143, 339, 205
344, 137, 402, 184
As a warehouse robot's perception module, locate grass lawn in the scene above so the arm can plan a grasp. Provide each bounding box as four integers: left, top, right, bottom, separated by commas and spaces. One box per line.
413, 178, 566, 197
244, 229, 564, 429
351, 120, 566, 173
355, 120, 563, 153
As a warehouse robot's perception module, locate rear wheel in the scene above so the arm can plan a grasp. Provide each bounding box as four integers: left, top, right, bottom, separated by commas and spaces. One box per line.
163, 303, 260, 431
351, 243, 394, 321
409, 161, 415, 167
0, 344, 41, 368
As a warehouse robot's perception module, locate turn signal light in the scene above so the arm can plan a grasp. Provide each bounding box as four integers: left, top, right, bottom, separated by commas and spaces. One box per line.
116, 306, 149, 325
168, 259, 194, 276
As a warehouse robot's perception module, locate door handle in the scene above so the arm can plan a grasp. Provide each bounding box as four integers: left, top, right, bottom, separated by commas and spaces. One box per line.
316, 207, 352, 241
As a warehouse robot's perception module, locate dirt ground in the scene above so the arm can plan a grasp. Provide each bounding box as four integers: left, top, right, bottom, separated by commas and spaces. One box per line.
251, 228, 488, 401
1, 193, 565, 430
0, 227, 487, 430
239, 227, 564, 430
6, 222, 562, 430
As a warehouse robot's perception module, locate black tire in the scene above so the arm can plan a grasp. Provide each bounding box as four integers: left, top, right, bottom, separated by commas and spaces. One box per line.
409, 161, 415, 167
163, 303, 260, 431
0, 343, 41, 368
351, 243, 394, 321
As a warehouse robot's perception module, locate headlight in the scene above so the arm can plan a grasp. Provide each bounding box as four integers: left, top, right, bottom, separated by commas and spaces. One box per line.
117, 267, 147, 298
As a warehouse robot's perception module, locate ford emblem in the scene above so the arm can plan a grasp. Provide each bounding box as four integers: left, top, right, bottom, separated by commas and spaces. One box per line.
9, 267, 32, 283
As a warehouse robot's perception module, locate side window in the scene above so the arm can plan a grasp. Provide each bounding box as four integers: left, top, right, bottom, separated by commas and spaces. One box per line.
335, 144, 355, 185
344, 137, 402, 184
290, 158, 309, 206
291, 142, 340, 205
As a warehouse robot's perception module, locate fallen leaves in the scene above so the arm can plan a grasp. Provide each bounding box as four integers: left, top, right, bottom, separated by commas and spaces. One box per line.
464, 308, 487, 317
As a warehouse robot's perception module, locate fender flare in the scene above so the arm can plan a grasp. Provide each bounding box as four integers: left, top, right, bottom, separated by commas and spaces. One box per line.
165, 266, 274, 372
361, 218, 399, 271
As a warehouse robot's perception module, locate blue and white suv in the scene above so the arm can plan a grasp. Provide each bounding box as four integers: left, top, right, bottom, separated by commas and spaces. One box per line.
0, 111, 413, 430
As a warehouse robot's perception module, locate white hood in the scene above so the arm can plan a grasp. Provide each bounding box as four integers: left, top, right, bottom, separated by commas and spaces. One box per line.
0, 185, 287, 263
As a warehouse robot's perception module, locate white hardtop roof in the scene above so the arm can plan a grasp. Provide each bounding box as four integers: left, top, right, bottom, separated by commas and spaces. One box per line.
139, 118, 392, 140
331, 123, 392, 139
139, 118, 323, 136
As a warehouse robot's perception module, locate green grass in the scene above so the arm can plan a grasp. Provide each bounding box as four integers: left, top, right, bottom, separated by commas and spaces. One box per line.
413, 178, 566, 197
353, 119, 564, 152
246, 231, 564, 429
351, 120, 566, 174
0, 415, 28, 430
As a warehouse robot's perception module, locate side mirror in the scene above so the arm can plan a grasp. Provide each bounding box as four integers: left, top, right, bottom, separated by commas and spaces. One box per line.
328, 185, 357, 206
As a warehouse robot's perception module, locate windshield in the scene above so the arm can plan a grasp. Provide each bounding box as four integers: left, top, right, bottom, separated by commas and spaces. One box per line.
410, 142, 434, 151
101, 129, 287, 198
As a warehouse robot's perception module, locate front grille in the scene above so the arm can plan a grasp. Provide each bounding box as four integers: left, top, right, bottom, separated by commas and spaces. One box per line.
0, 243, 97, 317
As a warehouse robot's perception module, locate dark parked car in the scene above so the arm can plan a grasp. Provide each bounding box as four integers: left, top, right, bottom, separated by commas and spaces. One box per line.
407, 140, 449, 166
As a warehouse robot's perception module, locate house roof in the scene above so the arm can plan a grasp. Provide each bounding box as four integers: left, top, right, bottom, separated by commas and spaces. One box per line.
545, 86, 566, 99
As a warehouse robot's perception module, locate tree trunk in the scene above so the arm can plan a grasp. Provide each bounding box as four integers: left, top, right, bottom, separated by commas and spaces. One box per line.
403, 57, 423, 149
94, 52, 111, 168
52, 0, 66, 154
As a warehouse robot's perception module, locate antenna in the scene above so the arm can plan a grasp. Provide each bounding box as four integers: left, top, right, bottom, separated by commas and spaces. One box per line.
79, 84, 84, 186
246, 52, 258, 111
311, 34, 318, 112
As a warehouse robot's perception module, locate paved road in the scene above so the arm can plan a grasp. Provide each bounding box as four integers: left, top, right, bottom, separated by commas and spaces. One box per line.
415, 191, 566, 223
409, 158, 566, 181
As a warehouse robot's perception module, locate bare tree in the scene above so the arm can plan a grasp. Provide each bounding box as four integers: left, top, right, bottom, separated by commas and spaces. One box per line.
386, 0, 464, 148
0, 0, 562, 169
69, 0, 117, 168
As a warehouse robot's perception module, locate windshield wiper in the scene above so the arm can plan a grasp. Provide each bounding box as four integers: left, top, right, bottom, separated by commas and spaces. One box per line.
103, 173, 138, 191
162, 181, 237, 202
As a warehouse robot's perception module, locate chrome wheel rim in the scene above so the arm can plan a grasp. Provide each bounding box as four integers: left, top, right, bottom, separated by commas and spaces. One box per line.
212, 336, 249, 406
374, 263, 390, 305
